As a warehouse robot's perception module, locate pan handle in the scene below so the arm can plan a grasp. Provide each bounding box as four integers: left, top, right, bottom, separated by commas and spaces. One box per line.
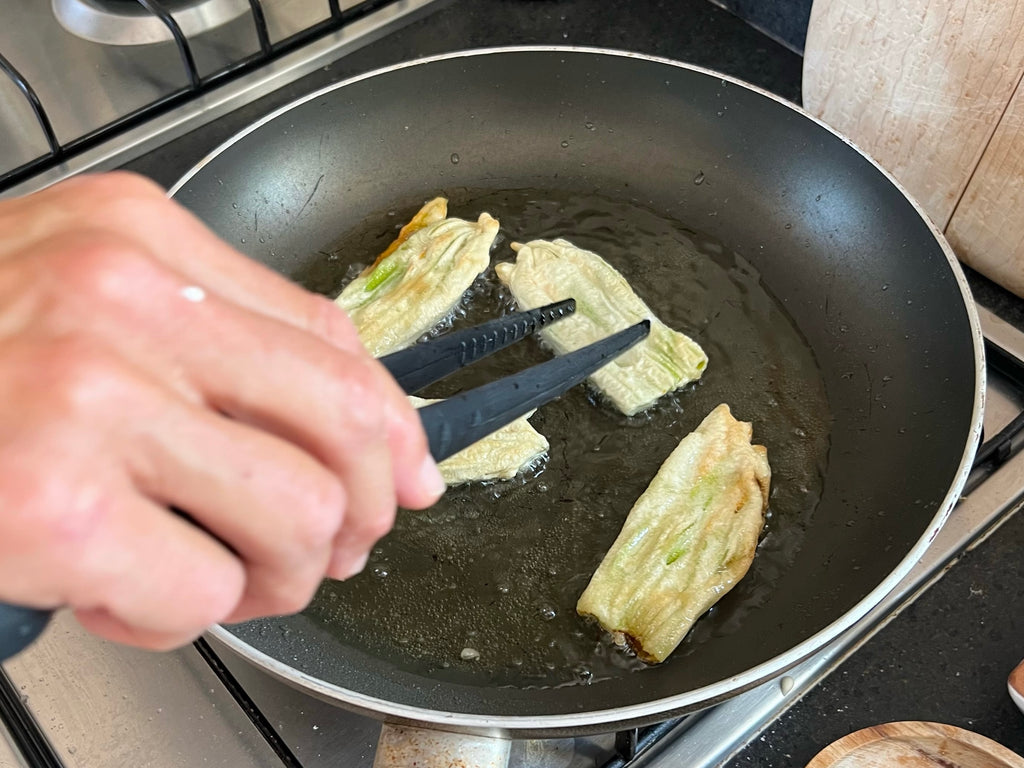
372, 724, 510, 768
0, 603, 53, 661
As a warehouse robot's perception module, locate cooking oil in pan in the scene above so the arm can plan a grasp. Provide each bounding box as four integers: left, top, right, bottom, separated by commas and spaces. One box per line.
298, 189, 831, 689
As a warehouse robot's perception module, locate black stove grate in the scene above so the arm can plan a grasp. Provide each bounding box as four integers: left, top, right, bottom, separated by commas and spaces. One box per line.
193, 636, 304, 768
193, 629, 691, 768
603, 717, 689, 766
0, 52, 62, 161
0, 0, 396, 193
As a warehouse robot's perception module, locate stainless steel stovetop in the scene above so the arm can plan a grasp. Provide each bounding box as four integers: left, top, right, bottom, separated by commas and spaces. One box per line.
0, 0, 443, 198
4, 3, 1024, 767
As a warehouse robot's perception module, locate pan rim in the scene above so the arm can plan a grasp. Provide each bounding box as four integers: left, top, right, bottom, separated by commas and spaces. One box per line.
179, 45, 986, 732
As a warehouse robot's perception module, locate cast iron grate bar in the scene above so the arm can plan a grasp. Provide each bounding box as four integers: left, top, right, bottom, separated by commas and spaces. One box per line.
604, 716, 688, 767
336, 0, 401, 24
193, 636, 305, 768
248, 0, 273, 55
137, 0, 201, 89
0, 666, 63, 768
0, 52, 61, 158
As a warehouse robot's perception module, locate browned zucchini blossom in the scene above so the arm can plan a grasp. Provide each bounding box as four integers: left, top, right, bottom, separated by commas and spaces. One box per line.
577, 404, 771, 663
335, 197, 498, 357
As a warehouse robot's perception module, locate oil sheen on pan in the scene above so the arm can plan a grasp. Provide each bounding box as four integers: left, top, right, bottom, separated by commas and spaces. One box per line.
291, 187, 832, 690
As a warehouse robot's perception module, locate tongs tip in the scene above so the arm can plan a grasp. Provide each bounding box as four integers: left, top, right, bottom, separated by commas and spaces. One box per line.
420, 317, 650, 461
381, 299, 579, 395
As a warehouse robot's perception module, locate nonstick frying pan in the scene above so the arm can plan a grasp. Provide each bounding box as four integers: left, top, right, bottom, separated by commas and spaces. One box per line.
168, 48, 984, 736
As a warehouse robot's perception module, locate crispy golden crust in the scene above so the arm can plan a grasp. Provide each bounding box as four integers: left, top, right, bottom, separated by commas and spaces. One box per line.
336, 204, 498, 357
365, 197, 448, 272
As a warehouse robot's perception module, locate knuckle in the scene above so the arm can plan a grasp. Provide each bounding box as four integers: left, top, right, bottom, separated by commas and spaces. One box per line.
42, 338, 132, 417
194, 581, 244, 626
57, 487, 112, 547
24, 476, 115, 560
265, 571, 320, 616
55, 234, 159, 306
358, 504, 397, 543
333, 362, 388, 436
290, 475, 346, 551
305, 295, 360, 347
190, 565, 246, 625
278, 586, 316, 616
391, 396, 430, 451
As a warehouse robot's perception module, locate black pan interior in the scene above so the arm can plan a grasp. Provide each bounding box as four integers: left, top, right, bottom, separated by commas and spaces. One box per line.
172, 50, 979, 721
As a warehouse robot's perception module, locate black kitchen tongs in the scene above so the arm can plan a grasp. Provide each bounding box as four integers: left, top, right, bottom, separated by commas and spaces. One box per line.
380, 298, 649, 461
0, 299, 649, 661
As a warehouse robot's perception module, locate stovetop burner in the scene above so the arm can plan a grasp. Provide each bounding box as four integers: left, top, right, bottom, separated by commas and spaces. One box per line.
52, 0, 251, 45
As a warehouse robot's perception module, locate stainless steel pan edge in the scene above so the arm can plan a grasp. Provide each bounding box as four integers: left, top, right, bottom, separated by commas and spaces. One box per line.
174, 46, 985, 736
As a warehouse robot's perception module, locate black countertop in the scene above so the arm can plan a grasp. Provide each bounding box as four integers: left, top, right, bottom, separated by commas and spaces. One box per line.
126, 1, 1024, 764
730, 508, 1024, 766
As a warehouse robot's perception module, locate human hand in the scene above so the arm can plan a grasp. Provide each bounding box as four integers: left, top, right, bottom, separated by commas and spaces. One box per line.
0, 172, 444, 651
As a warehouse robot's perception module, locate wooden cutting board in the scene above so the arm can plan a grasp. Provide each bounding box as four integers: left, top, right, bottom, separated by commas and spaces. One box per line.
806, 721, 1024, 768
945, 77, 1024, 295
802, 0, 1024, 296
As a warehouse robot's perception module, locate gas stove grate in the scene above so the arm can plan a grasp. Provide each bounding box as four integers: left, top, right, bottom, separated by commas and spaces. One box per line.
0, 52, 61, 169
193, 637, 304, 768
194, 628, 691, 768
0, 666, 62, 768
0, 0, 396, 192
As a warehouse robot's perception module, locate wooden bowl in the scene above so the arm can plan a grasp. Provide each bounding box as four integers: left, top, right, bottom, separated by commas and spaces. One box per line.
806, 721, 1024, 768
